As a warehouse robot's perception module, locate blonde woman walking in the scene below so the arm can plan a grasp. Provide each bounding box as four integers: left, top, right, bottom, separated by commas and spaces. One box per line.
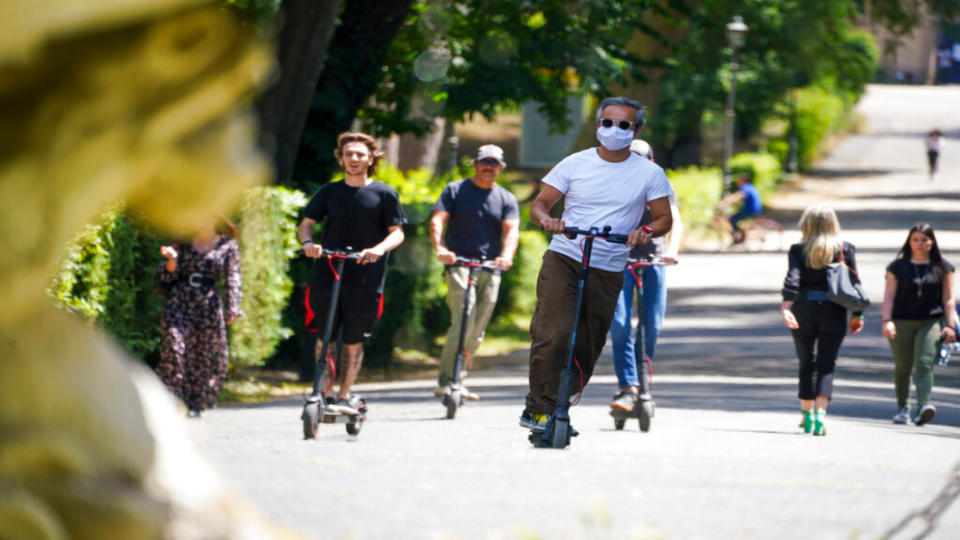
780, 205, 864, 435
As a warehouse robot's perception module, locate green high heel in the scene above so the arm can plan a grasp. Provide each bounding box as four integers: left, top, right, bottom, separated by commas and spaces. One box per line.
801, 410, 814, 434
813, 410, 827, 436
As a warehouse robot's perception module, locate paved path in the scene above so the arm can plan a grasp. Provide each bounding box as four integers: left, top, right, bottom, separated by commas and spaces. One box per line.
193, 85, 960, 539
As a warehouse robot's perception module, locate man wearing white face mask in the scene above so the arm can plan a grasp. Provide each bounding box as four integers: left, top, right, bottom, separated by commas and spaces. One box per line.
519, 97, 674, 432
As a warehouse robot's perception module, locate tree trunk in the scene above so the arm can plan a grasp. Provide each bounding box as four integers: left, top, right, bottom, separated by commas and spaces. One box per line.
255, 0, 341, 187
291, 0, 416, 189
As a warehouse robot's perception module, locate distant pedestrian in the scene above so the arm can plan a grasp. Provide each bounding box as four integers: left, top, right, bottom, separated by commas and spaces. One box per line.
925, 129, 943, 180
156, 218, 243, 418
881, 223, 956, 426
780, 205, 864, 436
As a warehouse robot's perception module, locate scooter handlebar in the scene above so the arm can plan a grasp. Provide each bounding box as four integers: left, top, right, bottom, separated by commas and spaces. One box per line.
627, 257, 679, 267
452, 256, 500, 269
560, 226, 628, 244
294, 247, 364, 260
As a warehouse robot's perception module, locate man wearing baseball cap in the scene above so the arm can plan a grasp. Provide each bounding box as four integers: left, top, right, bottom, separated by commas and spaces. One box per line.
429, 144, 520, 400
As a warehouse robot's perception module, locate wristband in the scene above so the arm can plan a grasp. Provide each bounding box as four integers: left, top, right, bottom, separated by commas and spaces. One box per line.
301, 239, 313, 246
852, 314, 864, 320
641, 225, 653, 234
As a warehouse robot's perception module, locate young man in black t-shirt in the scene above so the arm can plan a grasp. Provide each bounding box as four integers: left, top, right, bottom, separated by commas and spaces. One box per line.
298, 132, 406, 412
429, 144, 519, 400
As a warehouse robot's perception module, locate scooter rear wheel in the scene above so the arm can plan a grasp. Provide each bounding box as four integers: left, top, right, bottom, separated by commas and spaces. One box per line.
613, 417, 626, 430
301, 402, 321, 440
345, 417, 363, 435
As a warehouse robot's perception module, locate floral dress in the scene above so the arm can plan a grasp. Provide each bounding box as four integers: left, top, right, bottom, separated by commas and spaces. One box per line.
155, 236, 242, 411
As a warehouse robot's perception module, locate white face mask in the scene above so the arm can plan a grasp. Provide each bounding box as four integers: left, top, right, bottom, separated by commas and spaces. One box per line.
596, 125, 635, 151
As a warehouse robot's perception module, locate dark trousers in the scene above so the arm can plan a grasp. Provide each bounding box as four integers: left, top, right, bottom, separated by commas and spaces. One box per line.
790, 299, 847, 400
526, 251, 623, 415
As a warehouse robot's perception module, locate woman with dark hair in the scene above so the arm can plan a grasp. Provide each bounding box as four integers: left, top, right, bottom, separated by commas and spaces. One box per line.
881, 223, 956, 425
156, 218, 243, 417
781, 205, 864, 436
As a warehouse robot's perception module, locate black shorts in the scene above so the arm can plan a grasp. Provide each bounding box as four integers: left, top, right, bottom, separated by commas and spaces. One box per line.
304, 284, 383, 344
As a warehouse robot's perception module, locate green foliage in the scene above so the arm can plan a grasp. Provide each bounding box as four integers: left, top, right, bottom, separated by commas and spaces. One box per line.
293, 0, 669, 188
651, 1, 878, 166
794, 86, 847, 170
667, 166, 723, 230
48, 204, 165, 361
491, 230, 548, 330
230, 186, 308, 369
729, 152, 782, 197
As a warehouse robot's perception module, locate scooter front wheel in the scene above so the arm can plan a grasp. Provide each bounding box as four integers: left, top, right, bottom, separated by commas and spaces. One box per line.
638, 400, 654, 432
445, 391, 461, 419
550, 418, 571, 449
301, 402, 321, 440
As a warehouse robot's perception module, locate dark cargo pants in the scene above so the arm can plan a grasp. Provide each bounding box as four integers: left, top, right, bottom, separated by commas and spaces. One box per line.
525, 250, 623, 415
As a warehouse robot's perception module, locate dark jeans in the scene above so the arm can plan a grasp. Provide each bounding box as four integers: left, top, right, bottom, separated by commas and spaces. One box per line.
790, 299, 847, 400
526, 251, 623, 415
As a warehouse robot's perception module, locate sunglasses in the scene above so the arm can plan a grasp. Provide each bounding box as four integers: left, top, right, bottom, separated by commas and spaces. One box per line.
477, 158, 501, 166
599, 118, 635, 130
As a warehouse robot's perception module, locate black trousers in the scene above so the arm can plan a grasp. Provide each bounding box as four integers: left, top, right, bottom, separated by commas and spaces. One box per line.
790, 299, 847, 400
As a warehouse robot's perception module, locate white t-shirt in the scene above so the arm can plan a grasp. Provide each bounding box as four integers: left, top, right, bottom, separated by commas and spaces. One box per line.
542, 148, 674, 272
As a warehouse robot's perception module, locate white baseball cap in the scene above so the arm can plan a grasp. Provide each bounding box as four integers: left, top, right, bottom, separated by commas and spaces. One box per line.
475, 144, 506, 167
630, 139, 654, 161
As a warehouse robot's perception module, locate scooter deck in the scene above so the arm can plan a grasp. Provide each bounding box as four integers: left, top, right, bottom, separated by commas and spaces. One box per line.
321, 411, 364, 424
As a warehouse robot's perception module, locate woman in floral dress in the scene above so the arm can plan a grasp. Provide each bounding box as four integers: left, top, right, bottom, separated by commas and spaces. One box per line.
156, 220, 242, 417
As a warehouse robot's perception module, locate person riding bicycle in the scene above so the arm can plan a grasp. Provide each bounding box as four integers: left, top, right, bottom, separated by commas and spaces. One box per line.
716, 171, 762, 244
608, 139, 682, 412
520, 97, 673, 432
297, 132, 406, 414
429, 144, 519, 401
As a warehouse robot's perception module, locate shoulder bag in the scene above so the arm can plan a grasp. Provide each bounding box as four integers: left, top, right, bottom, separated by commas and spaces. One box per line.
826, 246, 870, 311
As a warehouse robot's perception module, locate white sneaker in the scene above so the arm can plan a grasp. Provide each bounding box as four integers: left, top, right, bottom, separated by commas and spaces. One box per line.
461, 386, 479, 401
892, 407, 910, 424
913, 404, 936, 426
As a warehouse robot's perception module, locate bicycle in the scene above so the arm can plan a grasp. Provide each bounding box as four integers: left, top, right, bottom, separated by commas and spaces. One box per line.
708, 211, 784, 251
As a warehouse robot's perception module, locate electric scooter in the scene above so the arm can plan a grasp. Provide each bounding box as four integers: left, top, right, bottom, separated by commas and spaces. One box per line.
442, 256, 500, 419
610, 256, 678, 432
301, 249, 368, 439
530, 225, 628, 449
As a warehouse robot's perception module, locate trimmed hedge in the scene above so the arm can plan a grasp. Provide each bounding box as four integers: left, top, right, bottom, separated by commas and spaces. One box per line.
48, 203, 165, 362
666, 166, 723, 230
230, 186, 308, 369
729, 152, 782, 197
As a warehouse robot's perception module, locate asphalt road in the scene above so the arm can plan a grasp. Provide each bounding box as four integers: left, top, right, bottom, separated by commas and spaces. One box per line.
192, 84, 960, 539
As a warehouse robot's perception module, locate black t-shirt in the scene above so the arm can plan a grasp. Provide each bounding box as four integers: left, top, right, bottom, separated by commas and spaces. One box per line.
303, 180, 406, 292
887, 258, 955, 320
782, 241, 862, 316
433, 178, 519, 260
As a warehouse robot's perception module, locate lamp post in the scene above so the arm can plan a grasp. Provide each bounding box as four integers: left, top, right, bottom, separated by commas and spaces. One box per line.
722, 15, 748, 193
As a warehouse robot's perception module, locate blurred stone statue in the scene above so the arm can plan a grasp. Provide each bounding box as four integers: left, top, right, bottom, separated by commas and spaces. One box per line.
0, 1, 298, 537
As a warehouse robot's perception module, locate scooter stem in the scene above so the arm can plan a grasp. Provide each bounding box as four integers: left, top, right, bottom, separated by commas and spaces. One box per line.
552, 233, 595, 422
451, 265, 477, 389
311, 256, 347, 398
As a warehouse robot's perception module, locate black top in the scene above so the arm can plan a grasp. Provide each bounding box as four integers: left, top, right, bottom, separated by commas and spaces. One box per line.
887, 258, 955, 320
303, 180, 406, 293
782, 241, 862, 314
433, 178, 519, 261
